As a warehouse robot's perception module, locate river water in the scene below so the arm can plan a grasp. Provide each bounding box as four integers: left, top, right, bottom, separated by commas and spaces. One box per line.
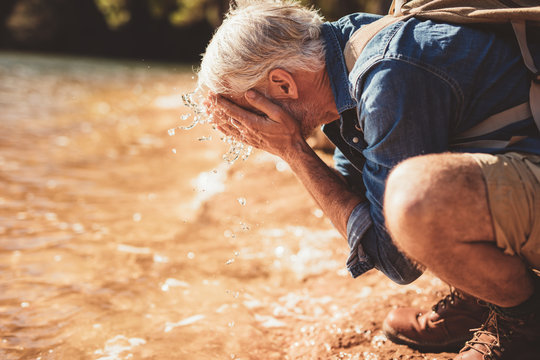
0, 52, 452, 360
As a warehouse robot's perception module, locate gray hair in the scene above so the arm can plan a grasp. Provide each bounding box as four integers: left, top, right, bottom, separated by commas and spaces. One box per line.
197, 0, 326, 96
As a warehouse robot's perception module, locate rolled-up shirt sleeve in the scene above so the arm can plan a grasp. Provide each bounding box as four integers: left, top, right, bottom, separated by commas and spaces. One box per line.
345, 201, 374, 277
333, 147, 375, 277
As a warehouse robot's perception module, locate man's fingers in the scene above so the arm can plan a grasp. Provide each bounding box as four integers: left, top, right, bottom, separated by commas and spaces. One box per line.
215, 96, 268, 129
215, 96, 252, 121
211, 108, 232, 125
244, 90, 283, 122
217, 121, 243, 140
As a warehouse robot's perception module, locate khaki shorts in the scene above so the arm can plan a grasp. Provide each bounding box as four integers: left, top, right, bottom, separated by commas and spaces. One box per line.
470, 152, 540, 270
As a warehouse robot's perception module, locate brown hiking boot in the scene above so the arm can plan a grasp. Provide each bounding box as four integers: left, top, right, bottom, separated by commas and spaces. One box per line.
454, 309, 540, 360
383, 288, 489, 352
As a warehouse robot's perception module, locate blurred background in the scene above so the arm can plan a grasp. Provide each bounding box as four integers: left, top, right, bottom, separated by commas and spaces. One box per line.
0, 0, 392, 61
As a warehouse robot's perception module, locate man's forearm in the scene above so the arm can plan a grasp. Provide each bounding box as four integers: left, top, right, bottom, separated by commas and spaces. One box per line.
283, 140, 365, 238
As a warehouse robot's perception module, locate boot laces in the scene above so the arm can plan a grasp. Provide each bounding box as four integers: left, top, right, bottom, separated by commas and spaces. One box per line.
432, 287, 460, 312
462, 310, 512, 359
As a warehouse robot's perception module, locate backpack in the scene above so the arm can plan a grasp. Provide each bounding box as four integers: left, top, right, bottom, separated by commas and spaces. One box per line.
344, 0, 540, 149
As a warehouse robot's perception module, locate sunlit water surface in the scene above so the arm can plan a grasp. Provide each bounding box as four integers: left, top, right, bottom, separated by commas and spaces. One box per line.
0, 52, 451, 360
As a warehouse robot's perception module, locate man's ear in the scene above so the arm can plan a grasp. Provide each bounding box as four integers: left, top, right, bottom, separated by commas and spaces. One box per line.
267, 69, 298, 100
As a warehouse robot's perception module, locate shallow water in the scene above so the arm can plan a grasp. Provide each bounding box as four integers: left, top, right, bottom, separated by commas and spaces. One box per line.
0, 52, 453, 360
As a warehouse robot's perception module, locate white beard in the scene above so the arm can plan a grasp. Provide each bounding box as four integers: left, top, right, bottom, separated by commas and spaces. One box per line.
279, 98, 323, 139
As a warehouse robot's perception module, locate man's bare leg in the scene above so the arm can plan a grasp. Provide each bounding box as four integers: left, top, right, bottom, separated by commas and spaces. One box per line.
383, 153, 533, 307
383, 153, 540, 359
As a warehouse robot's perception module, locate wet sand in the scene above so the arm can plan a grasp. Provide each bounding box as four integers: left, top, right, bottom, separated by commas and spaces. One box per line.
0, 52, 456, 360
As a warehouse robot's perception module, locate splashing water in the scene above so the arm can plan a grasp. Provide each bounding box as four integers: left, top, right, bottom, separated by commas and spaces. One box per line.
223, 137, 253, 163
168, 90, 253, 164
239, 222, 250, 231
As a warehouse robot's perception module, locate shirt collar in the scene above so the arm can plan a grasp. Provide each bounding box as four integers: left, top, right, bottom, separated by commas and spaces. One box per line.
320, 22, 357, 115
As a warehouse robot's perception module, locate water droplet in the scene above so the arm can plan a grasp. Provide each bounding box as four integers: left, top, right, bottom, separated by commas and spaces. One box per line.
313, 208, 324, 218
225, 258, 235, 265
172, 148, 177, 154
237, 197, 246, 206
179, 117, 199, 130
198, 136, 212, 141
20, 302, 29, 308
168, 128, 176, 136
234, 251, 239, 257
181, 114, 190, 121
187, 252, 195, 259
132, 213, 142, 222
228, 321, 235, 327
239, 222, 250, 231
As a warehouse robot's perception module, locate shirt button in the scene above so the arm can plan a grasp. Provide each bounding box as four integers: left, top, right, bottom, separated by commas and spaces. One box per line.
352, 137, 359, 143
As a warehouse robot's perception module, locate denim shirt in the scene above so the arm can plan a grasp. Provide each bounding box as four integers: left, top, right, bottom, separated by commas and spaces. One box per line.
320, 13, 540, 284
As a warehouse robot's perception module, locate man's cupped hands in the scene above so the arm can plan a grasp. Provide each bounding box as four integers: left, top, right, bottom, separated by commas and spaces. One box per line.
206, 90, 306, 161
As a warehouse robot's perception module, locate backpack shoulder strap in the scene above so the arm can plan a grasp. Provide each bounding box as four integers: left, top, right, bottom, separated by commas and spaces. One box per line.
344, 15, 407, 72
512, 20, 540, 131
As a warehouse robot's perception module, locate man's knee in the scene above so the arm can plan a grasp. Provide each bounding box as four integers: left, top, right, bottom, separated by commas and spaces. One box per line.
384, 156, 437, 254
384, 153, 492, 257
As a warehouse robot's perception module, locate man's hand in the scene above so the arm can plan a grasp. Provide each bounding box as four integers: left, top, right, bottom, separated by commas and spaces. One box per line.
210, 90, 306, 161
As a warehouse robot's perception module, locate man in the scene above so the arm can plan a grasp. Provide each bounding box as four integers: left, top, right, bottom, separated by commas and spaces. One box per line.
197, 1, 540, 358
